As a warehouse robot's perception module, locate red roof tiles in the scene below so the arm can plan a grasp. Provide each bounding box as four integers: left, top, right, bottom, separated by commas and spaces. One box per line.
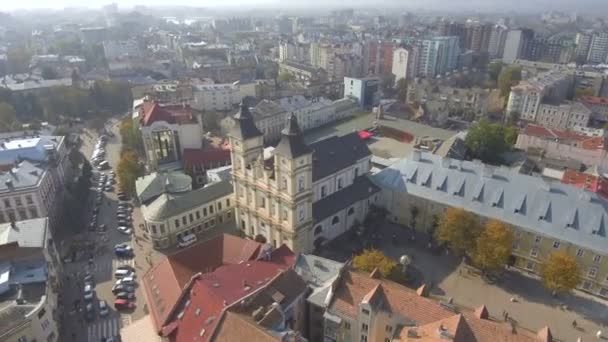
581, 96, 608, 105
523, 124, 606, 151
141, 101, 198, 126
561, 169, 608, 198
142, 235, 264, 331
182, 148, 231, 168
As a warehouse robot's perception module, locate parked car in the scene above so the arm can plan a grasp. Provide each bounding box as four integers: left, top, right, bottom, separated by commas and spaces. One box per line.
83, 273, 94, 285
117, 226, 132, 235
99, 300, 109, 317
85, 303, 95, 321
114, 299, 135, 310
116, 265, 135, 273
115, 292, 135, 300
83, 284, 94, 301
112, 284, 135, 294
116, 214, 130, 220
115, 276, 136, 286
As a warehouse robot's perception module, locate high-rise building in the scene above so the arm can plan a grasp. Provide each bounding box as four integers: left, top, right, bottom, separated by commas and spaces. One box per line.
575, 32, 593, 63
419, 36, 460, 77
503, 29, 535, 63
438, 20, 466, 49
362, 40, 396, 76
392, 46, 418, 83
587, 32, 608, 64
488, 24, 508, 58
465, 22, 493, 53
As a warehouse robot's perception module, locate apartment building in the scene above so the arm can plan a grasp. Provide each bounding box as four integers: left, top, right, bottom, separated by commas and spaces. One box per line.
192, 82, 242, 112
587, 32, 608, 64
374, 151, 608, 298
0, 218, 61, 342
535, 100, 592, 130
229, 104, 379, 253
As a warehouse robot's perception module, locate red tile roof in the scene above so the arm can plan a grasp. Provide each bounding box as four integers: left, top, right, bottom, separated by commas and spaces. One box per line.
561, 169, 608, 198
182, 148, 231, 168
213, 312, 281, 342
140, 101, 198, 126
164, 249, 296, 342
581, 96, 608, 105
142, 234, 264, 331
522, 124, 606, 151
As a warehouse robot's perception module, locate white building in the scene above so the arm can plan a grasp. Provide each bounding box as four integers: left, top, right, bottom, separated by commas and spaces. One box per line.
192, 82, 242, 112
392, 47, 411, 84
229, 104, 379, 253
488, 24, 508, 58
0, 135, 69, 233
536, 101, 592, 131
0, 218, 61, 342
139, 101, 204, 170
587, 32, 608, 64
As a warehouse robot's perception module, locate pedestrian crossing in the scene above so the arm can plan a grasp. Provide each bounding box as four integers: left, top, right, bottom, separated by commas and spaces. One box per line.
87, 258, 135, 274
87, 314, 132, 341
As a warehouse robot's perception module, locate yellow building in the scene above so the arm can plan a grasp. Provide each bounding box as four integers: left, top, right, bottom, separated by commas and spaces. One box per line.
374, 151, 608, 298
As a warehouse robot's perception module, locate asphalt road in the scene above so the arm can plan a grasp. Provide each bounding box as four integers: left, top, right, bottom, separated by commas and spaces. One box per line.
60, 121, 161, 342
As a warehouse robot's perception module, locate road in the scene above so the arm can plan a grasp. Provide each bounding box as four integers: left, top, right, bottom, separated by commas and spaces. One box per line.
60, 120, 163, 342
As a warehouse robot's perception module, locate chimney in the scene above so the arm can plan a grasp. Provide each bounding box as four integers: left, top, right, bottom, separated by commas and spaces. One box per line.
474, 305, 489, 319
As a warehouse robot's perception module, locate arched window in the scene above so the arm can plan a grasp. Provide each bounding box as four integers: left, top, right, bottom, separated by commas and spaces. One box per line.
332, 216, 340, 225
298, 176, 305, 191
282, 176, 288, 190
347, 207, 355, 216
314, 225, 322, 236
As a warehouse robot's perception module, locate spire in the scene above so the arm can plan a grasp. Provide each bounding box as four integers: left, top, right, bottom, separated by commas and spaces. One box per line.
274, 113, 311, 159
229, 101, 262, 140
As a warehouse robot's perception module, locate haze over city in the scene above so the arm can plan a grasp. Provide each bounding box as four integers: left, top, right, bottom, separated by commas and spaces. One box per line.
2, 2, 608, 342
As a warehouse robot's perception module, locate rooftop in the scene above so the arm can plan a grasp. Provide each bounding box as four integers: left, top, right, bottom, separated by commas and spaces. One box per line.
0, 135, 63, 165
561, 170, 608, 199
0, 161, 47, 193
0, 218, 48, 249
141, 180, 233, 222
135, 171, 193, 205
312, 176, 380, 222
373, 151, 608, 256
140, 101, 198, 126
522, 124, 606, 151
310, 132, 372, 181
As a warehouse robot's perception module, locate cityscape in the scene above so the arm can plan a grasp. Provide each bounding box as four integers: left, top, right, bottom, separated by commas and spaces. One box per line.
2, 1, 608, 342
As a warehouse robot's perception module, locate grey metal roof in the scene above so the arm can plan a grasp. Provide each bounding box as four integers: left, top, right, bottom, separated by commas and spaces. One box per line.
0, 135, 63, 164
251, 100, 285, 120
373, 151, 608, 255
0, 218, 48, 248
135, 171, 192, 205
142, 181, 233, 222
0, 161, 46, 193
310, 132, 372, 181
294, 254, 344, 308
312, 176, 380, 222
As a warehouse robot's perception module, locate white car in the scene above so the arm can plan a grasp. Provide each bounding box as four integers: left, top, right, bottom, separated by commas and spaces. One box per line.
115, 276, 136, 286
83, 284, 94, 301
117, 226, 132, 235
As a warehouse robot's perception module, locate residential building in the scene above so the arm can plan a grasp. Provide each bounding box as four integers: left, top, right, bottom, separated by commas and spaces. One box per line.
575, 32, 593, 63
392, 47, 417, 83
318, 269, 552, 342
488, 24, 508, 58
535, 100, 592, 130
138, 174, 234, 249
279, 40, 309, 63
279, 61, 327, 87
80, 27, 107, 44
0, 218, 61, 342
464, 22, 493, 53
0, 135, 69, 233
229, 103, 379, 253
438, 20, 467, 49
192, 82, 242, 112
515, 124, 608, 169
362, 40, 395, 76
374, 150, 608, 299
506, 70, 574, 121
344, 76, 381, 108
587, 32, 608, 64
418, 36, 460, 77
139, 101, 204, 170
580, 96, 608, 123
503, 29, 535, 64
141, 234, 299, 340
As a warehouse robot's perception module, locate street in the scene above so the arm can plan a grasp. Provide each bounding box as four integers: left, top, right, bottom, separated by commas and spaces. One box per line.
59, 120, 163, 342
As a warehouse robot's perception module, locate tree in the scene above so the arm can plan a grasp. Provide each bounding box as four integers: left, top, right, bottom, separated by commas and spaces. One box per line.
353, 249, 405, 282
277, 72, 293, 83
0, 102, 18, 132
465, 119, 514, 164
117, 150, 141, 196
488, 61, 503, 82
434, 208, 481, 255
497, 66, 522, 97
202, 112, 220, 133
41, 66, 59, 80
541, 251, 581, 294
574, 88, 595, 99
472, 220, 514, 273
119, 118, 142, 153
395, 78, 408, 103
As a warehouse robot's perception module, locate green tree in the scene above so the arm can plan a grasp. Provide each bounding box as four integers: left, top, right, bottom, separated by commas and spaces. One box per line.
541, 251, 581, 294
395, 78, 408, 103
277, 72, 293, 83
488, 61, 503, 82
117, 150, 141, 196
465, 119, 515, 164
435, 208, 481, 255
472, 220, 514, 273
498, 66, 522, 97
41, 66, 59, 80
353, 249, 406, 282
0, 102, 18, 132
203, 112, 220, 133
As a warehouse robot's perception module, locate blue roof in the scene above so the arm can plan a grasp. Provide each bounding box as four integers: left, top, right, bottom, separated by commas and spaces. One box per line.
373, 151, 608, 255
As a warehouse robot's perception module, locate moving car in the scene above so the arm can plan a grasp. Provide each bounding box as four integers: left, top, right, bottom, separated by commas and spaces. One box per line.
99, 300, 109, 317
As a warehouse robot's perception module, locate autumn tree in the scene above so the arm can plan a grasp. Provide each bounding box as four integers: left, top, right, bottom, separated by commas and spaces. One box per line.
353, 249, 405, 282
119, 118, 142, 153
117, 150, 141, 196
472, 220, 514, 273
541, 251, 581, 295
435, 208, 481, 255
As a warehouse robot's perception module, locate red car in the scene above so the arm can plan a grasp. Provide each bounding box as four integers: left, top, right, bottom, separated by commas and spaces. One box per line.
114, 299, 136, 310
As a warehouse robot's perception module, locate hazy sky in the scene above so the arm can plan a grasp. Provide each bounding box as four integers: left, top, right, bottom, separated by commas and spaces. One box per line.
3, 0, 607, 12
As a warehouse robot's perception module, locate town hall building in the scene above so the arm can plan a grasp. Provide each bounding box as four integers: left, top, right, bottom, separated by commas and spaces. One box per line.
228, 102, 380, 253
